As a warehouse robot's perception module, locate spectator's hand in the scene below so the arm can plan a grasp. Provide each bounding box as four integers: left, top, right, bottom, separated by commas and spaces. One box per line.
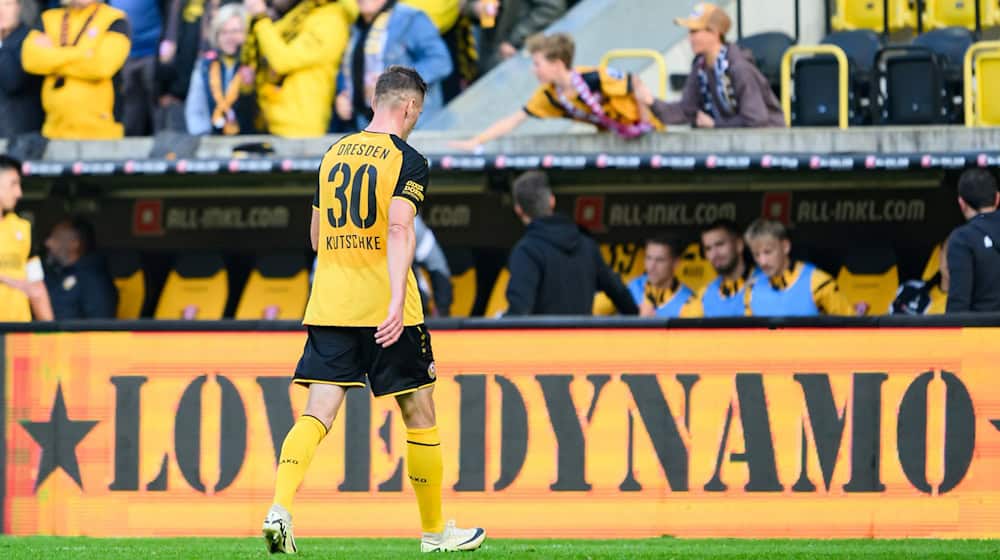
449, 139, 481, 152
639, 298, 657, 317
374, 300, 404, 348
335, 91, 353, 121
159, 94, 181, 108
245, 0, 267, 17
696, 110, 715, 128
632, 76, 654, 106
499, 42, 518, 60
159, 40, 177, 64
34, 34, 53, 48
239, 66, 255, 85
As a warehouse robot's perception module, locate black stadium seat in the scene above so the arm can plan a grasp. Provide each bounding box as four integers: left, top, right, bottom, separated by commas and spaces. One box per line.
737, 31, 796, 97
791, 30, 882, 126
913, 27, 974, 122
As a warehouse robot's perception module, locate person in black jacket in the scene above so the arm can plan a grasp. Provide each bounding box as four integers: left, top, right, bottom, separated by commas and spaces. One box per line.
947, 169, 1000, 313
0, 0, 43, 139
43, 217, 118, 319
504, 171, 638, 316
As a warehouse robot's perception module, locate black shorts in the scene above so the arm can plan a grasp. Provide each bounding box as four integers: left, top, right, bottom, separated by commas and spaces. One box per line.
293, 324, 436, 397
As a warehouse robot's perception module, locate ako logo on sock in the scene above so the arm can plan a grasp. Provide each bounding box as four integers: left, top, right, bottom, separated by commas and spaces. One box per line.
427, 362, 437, 380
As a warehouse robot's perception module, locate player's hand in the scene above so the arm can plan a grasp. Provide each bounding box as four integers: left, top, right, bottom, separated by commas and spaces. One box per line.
639, 298, 657, 317
375, 302, 405, 348
0, 275, 29, 293
696, 110, 715, 128
335, 91, 353, 121
854, 302, 870, 316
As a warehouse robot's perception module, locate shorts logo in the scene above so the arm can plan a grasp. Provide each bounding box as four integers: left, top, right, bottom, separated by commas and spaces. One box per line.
427, 362, 437, 380
403, 180, 425, 202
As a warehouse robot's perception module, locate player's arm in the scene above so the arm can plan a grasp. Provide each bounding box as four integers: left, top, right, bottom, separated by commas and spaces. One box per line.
811, 269, 858, 316
375, 198, 416, 348
310, 208, 319, 252
0, 257, 54, 320
450, 110, 528, 151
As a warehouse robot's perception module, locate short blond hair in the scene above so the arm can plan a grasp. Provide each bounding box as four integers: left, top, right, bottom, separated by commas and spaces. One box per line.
210, 3, 247, 50
525, 33, 575, 68
744, 218, 789, 243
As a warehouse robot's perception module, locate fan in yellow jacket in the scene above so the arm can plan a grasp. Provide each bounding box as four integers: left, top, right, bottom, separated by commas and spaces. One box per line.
242, 0, 350, 137
20, 0, 130, 140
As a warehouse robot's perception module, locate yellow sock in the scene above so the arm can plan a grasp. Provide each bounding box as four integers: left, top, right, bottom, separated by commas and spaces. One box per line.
406, 425, 444, 533
273, 415, 327, 513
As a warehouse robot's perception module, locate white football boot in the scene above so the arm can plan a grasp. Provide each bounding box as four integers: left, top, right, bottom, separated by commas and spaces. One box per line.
262, 504, 298, 554
420, 520, 486, 552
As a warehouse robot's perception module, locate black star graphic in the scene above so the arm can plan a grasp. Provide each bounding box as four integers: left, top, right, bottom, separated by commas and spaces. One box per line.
20, 383, 99, 492
993, 420, 1000, 432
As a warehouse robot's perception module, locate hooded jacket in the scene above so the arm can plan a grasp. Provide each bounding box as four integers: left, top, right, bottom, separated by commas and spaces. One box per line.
505, 214, 637, 316
947, 210, 1000, 312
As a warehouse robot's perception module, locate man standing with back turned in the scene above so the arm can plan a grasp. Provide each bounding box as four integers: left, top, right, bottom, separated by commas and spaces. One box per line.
261, 66, 485, 554
946, 169, 1000, 312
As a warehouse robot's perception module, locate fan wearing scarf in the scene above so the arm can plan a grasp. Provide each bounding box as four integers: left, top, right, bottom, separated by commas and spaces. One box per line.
20, 0, 131, 139
647, 3, 783, 129
185, 2, 255, 135
333, 0, 452, 132
242, 0, 349, 136
451, 32, 662, 152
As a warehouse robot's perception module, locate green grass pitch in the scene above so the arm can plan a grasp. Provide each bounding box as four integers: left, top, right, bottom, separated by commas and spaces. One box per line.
1, 537, 998, 559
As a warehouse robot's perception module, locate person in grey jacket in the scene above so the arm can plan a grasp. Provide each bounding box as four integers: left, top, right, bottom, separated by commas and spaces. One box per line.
0, 0, 43, 139
647, 3, 784, 129
414, 214, 453, 317
465, 0, 565, 73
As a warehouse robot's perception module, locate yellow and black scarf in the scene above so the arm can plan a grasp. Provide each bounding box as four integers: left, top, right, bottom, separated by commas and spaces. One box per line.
241, 0, 332, 88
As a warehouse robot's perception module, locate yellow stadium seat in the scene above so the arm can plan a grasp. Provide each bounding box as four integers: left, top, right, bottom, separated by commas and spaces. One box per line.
831, 0, 916, 32
927, 285, 948, 314
676, 243, 717, 294
484, 268, 509, 318
965, 42, 1000, 126
109, 251, 144, 319
235, 254, 309, 320
836, 249, 900, 316
923, 0, 1000, 30
449, 267, 476, 317
154, 254, 228, 320
592, 243, 646, 315
922, 243, 944, 281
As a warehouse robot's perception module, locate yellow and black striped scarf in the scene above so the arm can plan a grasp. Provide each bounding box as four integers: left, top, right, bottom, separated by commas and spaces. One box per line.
241, 0, 332, 87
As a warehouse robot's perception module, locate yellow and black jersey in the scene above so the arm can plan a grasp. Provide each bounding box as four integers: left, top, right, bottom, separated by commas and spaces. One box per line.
304, 130, 428, 327
522, 65, 665, 130
21, 3, 131, 140
0, 212, 34, 321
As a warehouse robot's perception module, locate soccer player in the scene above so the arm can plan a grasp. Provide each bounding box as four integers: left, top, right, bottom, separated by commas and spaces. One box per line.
261, 66, 485, 554
699, 219, 758, 317
630, 234, 702, 318
743, 219, 857, 317
0, 155, 52, 321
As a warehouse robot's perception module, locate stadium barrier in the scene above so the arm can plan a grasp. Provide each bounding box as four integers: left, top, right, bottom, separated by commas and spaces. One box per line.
2, 316, 1000, 538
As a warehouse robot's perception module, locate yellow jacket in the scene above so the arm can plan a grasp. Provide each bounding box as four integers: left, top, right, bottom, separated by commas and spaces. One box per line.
251, 2, 349, 137
21, 3, 130, 140
341, 0, 460, 32
0, 212, 33, 321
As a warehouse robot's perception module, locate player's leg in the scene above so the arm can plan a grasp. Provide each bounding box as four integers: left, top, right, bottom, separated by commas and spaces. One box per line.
396, 387, 486, 552
263, 383, 347, 554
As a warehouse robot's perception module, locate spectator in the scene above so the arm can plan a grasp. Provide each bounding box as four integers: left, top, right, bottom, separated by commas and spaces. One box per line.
0, 155, 53, 321
414, 214, 453, 317
241, 0, 350, 137
504, 171, 637, 316
891, 242, 948, 315
108, 0, 170, 134
647, 3, 784, 129
743, 219, 859, 317
153, 0, 206, 133
399, 0, 477, 102
946, 169, 1000, 312
451, 33, 662, 151
465, 0, 565, 73
0, 0, 44, 139
333, 0, 452, 132
21, 0, 130, 140
629, 234, 701, 319
699, 219, 758, 317
43, 217, 117, 319
185, 3, 254, 135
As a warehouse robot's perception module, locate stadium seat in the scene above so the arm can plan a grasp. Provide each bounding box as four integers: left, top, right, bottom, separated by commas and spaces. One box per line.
831, 0, 917, 32
964, 41, 1000, 126
912, 27, 975, 122
484, 268, 509, 318
234, 254, 309, 320
782, 30, 882, 127
836, 248, 900, 316
737, 32, 796, 97
922, 243, 944, 281
109, 251, 144, 319
676, 243, 717, 294
873, 45, 947, 124
154, 253, 228, 320
449, 267, 477, 317
593, 243, 646, 315
923, 0, 1000, 31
